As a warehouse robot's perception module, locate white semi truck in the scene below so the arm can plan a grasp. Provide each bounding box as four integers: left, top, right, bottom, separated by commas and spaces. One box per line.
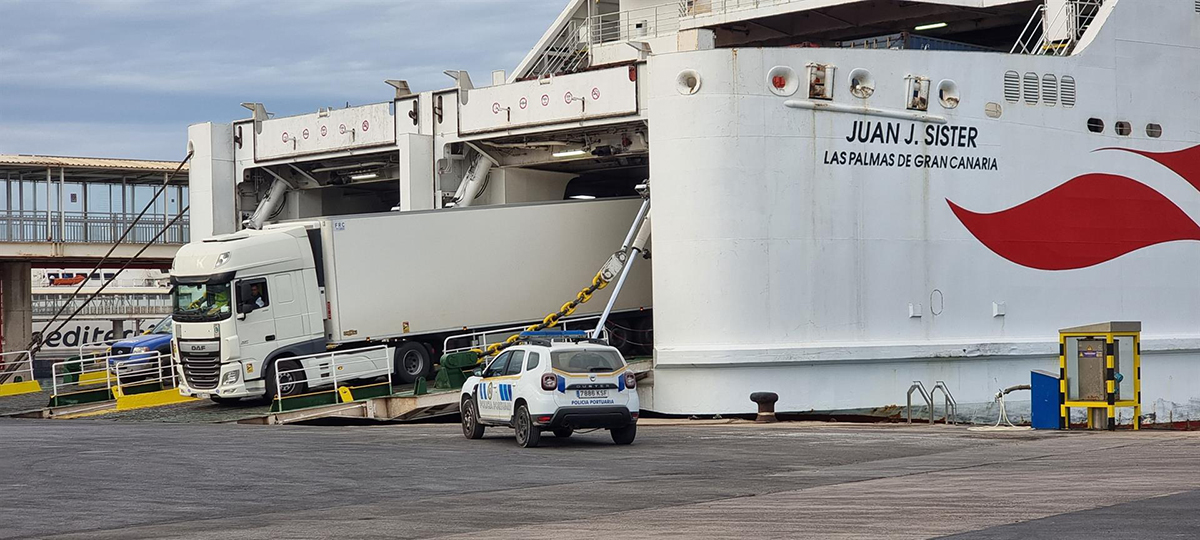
168, 198, 651, 402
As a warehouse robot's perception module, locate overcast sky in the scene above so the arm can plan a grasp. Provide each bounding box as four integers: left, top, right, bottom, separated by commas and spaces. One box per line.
0, 0, 563, 160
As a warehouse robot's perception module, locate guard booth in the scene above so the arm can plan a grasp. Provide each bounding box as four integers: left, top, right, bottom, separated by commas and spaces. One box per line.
1058, 322, 1141, 430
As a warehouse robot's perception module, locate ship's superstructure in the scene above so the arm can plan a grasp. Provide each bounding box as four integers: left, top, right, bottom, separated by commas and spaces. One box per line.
189, 0, 1200, 422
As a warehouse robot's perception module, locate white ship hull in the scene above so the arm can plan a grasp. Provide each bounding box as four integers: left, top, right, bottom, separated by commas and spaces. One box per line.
643, 1, 1200, 421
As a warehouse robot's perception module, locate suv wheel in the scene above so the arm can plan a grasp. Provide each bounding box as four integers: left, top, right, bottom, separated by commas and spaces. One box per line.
514, 404, 541, 448
611, 423, 636, 445
461, 396, 486, 440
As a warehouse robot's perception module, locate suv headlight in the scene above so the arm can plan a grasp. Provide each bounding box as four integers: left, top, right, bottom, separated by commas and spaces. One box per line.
132, 346, 151, 353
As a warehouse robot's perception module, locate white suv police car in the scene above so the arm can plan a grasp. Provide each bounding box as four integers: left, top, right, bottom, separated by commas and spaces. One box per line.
459, 332, 639, 448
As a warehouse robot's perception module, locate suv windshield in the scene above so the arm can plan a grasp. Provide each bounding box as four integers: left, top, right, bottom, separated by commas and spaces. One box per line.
173, 281, 232, 322
551, 349, 624, 373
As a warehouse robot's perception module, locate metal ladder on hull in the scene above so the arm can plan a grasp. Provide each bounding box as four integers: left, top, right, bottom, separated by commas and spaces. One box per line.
907, 380, 958, 425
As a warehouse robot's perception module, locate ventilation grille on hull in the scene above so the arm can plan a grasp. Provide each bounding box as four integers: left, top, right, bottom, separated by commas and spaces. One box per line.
1061, 76, 1077, 107
1023, 72, 1039, 104
1042, 74, 1058, 106
1003, 71, 1020, 102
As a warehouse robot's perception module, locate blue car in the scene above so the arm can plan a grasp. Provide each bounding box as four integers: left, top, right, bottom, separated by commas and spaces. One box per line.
108, 317, 173, 379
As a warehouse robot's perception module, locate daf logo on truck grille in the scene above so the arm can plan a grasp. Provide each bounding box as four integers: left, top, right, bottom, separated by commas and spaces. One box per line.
184, 341, 218, 353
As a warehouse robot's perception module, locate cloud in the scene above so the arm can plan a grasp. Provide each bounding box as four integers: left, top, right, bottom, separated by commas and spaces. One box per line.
0, 0, 565, 159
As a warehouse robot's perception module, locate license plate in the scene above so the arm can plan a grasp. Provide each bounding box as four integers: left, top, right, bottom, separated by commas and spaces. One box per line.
577, 389, 608, 399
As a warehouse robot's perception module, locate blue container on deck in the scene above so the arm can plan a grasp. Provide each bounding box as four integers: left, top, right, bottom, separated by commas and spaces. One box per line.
1030, 370, 1062, 430
836, 32, 999, 53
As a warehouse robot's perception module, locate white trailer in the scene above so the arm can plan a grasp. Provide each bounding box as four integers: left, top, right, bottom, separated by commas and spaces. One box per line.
169, 198, 651, 402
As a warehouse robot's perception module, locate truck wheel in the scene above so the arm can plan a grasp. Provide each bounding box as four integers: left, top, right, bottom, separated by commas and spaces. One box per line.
552, 427, 574, 438
264, 357, 306, 401
514, 404, 541, 448
395, 342, 432, 384
461, 396, 486, 440
611, 423, 637, 445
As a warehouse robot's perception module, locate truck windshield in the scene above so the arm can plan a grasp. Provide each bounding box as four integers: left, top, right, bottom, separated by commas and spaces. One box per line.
551, 349, 624, 373
173, 282, 232, 322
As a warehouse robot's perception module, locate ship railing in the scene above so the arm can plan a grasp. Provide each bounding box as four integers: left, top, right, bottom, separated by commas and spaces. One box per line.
1011, 0, 1105, 56
35, 293, 172, 318
589, 3, 683, 45
679, 0, 800, 18
528, 18, 590, 78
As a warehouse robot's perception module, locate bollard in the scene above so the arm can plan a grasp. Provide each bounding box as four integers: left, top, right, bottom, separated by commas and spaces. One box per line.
750, 392, 779, 423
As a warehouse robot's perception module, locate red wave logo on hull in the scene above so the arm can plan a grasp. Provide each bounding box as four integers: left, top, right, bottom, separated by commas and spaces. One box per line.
948, 145, 1200, 271
1099, 145, 1200, 191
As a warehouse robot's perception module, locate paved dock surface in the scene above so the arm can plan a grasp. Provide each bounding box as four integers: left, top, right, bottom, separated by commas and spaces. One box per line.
1, 419, 1197, 539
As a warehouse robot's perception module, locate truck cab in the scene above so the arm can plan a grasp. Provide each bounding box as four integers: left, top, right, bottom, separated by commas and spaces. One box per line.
170, 225, 326, 401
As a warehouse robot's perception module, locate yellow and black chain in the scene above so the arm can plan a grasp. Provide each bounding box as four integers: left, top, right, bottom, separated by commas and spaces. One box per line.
476, 271, 609, 360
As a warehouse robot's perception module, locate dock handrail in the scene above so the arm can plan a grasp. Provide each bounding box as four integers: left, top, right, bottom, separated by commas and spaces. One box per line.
113, 352, 174, 393
51, 356, 112, 397
273, 345, 392, 410
906, 381, 933, 424
0, 350, 35, 385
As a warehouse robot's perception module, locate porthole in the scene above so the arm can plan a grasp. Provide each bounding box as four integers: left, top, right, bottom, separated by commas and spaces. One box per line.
1087, 118, 1105, 133
1115, 121, 1132, 136
1147, 123, 1163, 138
